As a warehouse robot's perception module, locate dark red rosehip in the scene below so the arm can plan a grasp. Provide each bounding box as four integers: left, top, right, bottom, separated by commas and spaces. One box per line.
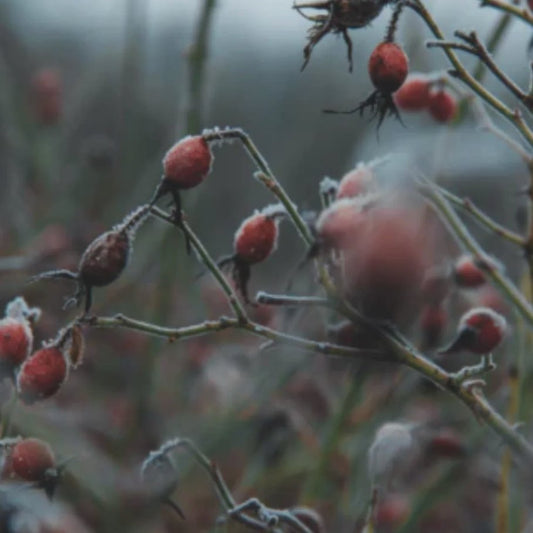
162, 135, 213, 190
428, 89, 457, 123
79, 230, 129, 287
17, 347, 67, 404
427, 430, 466, 459
368, 42, 409, 93
453, 255, 486, 288
394, 75, 431, 111
7, 438, 55, 482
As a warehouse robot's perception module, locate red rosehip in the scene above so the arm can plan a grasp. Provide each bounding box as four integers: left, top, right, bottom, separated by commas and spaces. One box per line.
0, 318, 32, 373
453, 255, 486, 288
368, 42, 409, 93
7, 438, 55, 482
427, 89, 457, 123
440, 307, 507, 355
394, 75, 431, 111
17, 347, 67, 404
420, 305, 447, 349
427, 430, 466, 459
162, 135, 213, 190
336, 164, 375, 200
375, 495, 410, 528
234, 213, 279, 264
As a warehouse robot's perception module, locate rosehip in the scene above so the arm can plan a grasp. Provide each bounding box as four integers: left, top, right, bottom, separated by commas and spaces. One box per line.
7, 438, 55, 482
0, 318, 32, 376
439, 307, 507, 355
375, 495, 410, 528
420, 305, 447, 349
31, 205, 150, 312
17, 346, 67, 404
393, 75, 431, 111
426, 430, 466, 459
150, 135, 213, 247
218, 205, 284, 304
369, 42, 409, 93
453, 255, 486, 288
336, 164, 375, 199
427, 89, 457, 123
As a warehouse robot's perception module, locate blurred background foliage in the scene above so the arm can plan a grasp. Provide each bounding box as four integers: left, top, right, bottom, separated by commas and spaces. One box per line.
0, 0, 533, 531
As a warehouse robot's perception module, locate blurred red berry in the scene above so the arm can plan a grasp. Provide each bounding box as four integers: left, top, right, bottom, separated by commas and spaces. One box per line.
368, 42, 409, 93
375, 495, 410, 528
7, 438, 55, 482
162, 135, 213, 190
427, 89, 457, 123
420, 305, 447, 349
453, 255, 486, 288
440, 307, 507, 355
31, 68, 62, 125
427, 430, 466, 459
0, 318, 32, 375
529, 0, 533, 11
394, 75, 431, 111
17, 347, 67, 404
336, 165, 375, 199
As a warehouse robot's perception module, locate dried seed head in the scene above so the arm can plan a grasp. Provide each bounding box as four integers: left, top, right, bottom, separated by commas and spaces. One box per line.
393, 75, 431, 111
162, 135, 213, 189
17, 346, 68, 404
6, 438, 55, 483
440, 307, 507, 355
368, 422, 413, 487
368, 42, 409, 93
427, 89, 457, 123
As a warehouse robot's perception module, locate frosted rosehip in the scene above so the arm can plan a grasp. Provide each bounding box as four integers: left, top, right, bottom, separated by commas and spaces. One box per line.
428, 89, 457, 123
17, 347, 67, 404
218, 205, 284, 305
0, 318, 32, 376
394, 75, 431, 111
6, 438, 55, 482
150, 135, 213, 246
453, 255, 486, 288
336, 164, 375, 200
369, 42, 409, 93
439, 307, 507, 355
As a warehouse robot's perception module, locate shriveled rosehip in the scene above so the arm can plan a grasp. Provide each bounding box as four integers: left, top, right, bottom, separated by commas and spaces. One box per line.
428, 89, 457, 123
31, 205, 150, 312
8, 438, 55, 482
336, 164, 375, 199
420, 305, 447, 349
0, 318, 32, 374
439, 307, 507, 355
218, 205, 284, 304
453, 255, 486, 288
394, 75, 431, 111
17, 347, 67, 404
369, 42, 409, 93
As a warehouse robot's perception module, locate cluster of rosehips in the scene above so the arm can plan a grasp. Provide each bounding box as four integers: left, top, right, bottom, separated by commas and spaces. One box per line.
394, 75, 458, 123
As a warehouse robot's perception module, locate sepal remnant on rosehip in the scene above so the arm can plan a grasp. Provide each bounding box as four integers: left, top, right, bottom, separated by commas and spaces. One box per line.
439, 307, 507, 355
217, 204, 285, 305
31, 204, 150, 312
